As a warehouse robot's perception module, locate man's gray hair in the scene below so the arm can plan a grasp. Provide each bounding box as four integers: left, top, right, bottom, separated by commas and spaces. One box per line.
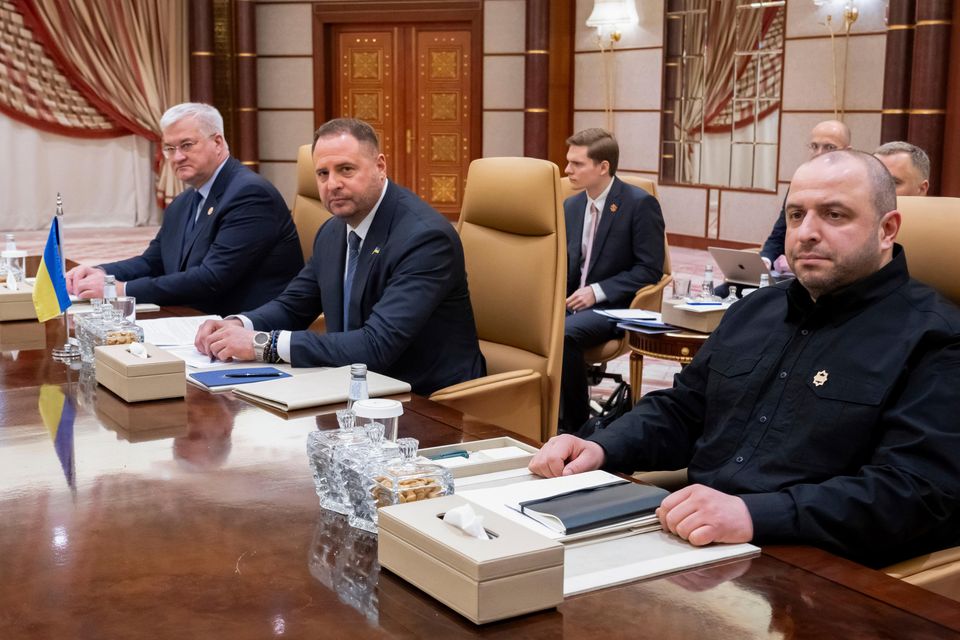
874, 141, 930, 181
160, 103, 225, 138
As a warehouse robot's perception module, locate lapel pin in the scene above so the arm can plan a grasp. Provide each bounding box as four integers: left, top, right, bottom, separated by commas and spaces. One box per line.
812, 370, 829, 387
372, 247, 381, 255
206, 207, 214, 216
609, 203, 618, 213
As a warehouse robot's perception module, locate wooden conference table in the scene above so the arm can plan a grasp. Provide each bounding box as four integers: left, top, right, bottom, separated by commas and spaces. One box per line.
2, 309, 960, 638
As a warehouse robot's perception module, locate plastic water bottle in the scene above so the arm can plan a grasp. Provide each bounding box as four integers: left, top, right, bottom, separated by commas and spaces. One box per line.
347, 363, 369, 410
759, 273, 770, 288
702, 264, 714, 299
3, 233, 14, 252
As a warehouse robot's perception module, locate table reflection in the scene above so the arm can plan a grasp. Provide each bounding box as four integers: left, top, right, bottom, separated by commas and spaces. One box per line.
309, 509, 381, 624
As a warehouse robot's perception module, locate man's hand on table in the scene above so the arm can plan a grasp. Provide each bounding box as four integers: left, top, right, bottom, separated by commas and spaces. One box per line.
528, 434, 605, 478
656, 484, 753, 546
195, 317, 254, 361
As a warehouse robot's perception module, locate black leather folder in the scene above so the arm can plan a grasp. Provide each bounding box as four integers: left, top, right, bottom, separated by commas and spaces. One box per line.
518, 480, 669, 535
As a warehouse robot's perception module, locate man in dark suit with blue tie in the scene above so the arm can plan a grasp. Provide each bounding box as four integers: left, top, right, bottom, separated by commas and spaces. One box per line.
194, 118, 486, 396
66, 103, 302, 316
560, 128, 665, 433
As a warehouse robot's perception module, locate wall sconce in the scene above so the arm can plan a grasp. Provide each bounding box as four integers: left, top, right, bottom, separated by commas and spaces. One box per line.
813, 0, 860, 118
586, 0, 639, 46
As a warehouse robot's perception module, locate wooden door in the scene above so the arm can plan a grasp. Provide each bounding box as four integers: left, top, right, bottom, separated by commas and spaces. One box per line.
331, 24, 474, 218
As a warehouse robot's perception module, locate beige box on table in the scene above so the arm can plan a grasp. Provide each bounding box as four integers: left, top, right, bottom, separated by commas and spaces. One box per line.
95, 343, 186, 402
661, 300, 725, 334
0, 283, 38, 321
0, 319, 46, 350
378, 494, 564, 625
419, 437, 539, 479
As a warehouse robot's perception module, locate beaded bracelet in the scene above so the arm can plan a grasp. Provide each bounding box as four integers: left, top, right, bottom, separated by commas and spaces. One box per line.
267, 329, 281, 364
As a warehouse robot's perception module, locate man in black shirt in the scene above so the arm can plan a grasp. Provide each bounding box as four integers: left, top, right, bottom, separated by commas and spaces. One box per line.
529, 150, 960, 567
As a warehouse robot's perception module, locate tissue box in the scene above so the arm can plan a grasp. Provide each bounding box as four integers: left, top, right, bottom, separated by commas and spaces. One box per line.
0, 319, 46, 350
0, 283, 38, 321
96, 386, 188, 442
661, 300, 726, 333
419, 437, 539, 479
378, 495, 564, 624
95, 343, 185, 402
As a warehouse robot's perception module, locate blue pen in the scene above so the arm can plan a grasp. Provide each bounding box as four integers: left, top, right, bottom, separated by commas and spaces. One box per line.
428, 450, 470, 460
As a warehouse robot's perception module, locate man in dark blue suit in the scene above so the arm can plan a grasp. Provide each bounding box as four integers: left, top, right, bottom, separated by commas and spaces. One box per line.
66, 103, 302, 316
560, 128, 665, 433
194, 118, 486, 396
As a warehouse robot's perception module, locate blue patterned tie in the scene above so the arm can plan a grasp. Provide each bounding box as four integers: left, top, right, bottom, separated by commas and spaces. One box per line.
342, 231, 361, 329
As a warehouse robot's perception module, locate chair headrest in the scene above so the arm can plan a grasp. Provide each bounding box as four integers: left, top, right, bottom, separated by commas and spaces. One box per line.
460, 157, 560, 236
896, 196, 960, 305
297, 144, 321, 200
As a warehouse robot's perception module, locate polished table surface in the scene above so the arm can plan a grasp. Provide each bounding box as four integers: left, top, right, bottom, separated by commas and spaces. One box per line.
3, 311, 960, 638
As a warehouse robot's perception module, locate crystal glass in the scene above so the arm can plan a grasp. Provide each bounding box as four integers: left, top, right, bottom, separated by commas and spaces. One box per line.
114, 296, 136, 323
368, 437, 453, 510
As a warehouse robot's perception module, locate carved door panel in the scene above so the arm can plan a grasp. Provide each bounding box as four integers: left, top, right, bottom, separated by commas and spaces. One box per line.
331, 25, 473, 218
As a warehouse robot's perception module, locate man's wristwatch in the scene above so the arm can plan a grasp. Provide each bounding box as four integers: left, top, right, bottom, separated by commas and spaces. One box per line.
252, 331, 270, 362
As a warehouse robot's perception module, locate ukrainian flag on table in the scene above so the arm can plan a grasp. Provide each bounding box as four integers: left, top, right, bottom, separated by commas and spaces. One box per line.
39, 385, 76, 488
32, 216, 72, 322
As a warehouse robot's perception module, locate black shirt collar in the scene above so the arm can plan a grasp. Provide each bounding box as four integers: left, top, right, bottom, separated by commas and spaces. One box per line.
786, 244, 910, 326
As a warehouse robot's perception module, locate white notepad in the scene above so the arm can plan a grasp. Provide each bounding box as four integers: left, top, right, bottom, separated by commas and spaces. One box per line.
231, 365, 411, 411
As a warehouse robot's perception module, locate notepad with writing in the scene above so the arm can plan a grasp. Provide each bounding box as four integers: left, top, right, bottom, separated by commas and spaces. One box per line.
518, 480, 669, 536
231, 365, 411, 411
189, 367, 291, 389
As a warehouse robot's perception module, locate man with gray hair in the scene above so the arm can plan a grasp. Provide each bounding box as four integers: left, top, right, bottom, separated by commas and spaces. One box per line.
531, 149, 960, 568
874, 141, 930, 196
67, 102, 303, 315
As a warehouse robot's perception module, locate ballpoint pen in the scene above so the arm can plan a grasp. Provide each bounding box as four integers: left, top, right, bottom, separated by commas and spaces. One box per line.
223, 372, 285, 378
427, 450, 470, 460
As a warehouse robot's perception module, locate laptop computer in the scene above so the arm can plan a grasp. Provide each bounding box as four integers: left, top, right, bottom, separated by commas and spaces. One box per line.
708, 247, 780, 287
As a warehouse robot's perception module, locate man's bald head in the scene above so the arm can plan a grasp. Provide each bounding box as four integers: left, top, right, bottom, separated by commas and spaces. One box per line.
808, 120, 852, 157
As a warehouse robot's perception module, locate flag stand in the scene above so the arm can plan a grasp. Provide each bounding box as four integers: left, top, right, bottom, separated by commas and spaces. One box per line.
50, 193, 79, 362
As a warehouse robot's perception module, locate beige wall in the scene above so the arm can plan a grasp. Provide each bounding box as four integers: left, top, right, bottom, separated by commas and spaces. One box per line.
255, 0, 888, 245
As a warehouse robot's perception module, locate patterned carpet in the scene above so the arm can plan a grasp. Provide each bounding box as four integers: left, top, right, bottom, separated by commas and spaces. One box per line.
3, 224, 715, 400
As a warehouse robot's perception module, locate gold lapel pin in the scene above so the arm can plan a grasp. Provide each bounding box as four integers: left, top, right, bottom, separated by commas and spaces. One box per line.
609, 203, 618, 213
206, 207, 214, 216
372, 247, 381, 255
812, 370, 829, 387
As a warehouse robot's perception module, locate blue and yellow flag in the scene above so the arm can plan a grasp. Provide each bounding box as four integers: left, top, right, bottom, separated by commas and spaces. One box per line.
32, 216, 72, 322
39, 384, 76, 488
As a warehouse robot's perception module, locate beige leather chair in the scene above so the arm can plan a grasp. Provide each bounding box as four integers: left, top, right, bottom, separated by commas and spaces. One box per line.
291, 144, 332, 262
559, 175, 673, 389
291, 144, 332, 333
430, 157, 566, 442
881, 195, 960, 601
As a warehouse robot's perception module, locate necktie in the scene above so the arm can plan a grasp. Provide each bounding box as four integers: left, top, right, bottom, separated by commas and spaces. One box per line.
342, 231, 361, 329
183, 191, 203, 253
579, 202, 601, 289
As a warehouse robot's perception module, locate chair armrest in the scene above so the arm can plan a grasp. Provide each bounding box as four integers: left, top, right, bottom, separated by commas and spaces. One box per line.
884, 546, 960, 601
630, 274, 673, 312
430, 370, 543, 441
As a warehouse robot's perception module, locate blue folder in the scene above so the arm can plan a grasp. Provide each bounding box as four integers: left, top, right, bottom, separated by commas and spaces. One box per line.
189, 367, 291, 389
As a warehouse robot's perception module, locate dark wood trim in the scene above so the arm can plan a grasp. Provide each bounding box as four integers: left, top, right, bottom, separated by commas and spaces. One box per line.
483, 108, 525, 113
780, 108, 883, 114
668, 233, 758, 251
715, 189, 722, 240
702, 188, 710, 237
189, 0, 215, 103
764, 546, 960, 634
546, 0, 574, 170
257, 107, 313, 112
617, 167, 660, 174
658, 179, 780, 196
524, 0, 550, 158
941, 0, 960, 196
235, 0, 259, 168
483, 51, 525, 57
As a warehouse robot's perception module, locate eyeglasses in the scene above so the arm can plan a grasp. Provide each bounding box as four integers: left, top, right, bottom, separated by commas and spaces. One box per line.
808, 142, 839, 154
162, 134, 217, 158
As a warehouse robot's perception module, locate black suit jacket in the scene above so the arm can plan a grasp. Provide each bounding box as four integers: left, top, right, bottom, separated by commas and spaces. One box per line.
243, 181, 486, 396
564, 177, 665, 308
100, 157, 303, 316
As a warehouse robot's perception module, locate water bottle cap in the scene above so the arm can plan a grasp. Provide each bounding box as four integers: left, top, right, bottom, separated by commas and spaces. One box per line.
350, 363, 367, 377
